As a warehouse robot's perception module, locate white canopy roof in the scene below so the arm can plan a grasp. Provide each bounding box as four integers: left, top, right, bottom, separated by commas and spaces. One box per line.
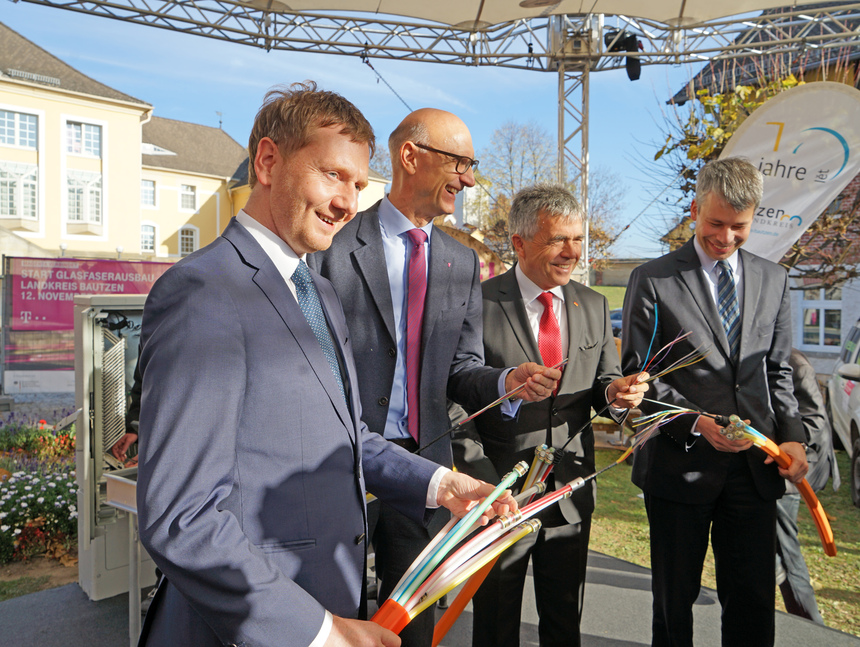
255, 0, 801, 28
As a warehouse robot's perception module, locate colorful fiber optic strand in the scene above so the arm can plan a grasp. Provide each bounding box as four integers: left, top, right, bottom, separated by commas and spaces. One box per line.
721, 414, 837, 557
429, 330, 711, 643
630, 403, 837, 557
416, 357, 570, 458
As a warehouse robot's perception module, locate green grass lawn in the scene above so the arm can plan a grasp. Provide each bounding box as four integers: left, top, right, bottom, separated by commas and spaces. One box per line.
590, 285, 626, 310
591, 447, 860, 637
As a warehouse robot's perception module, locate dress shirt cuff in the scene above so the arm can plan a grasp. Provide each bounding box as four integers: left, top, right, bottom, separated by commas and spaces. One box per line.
498, 368, 522, 419
426, 466, 450, 509
308, 610, 333, 647
604, 385, 628, 423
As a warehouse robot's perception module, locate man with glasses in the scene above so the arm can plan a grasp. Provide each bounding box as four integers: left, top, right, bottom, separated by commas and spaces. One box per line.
310, 108, 560, 646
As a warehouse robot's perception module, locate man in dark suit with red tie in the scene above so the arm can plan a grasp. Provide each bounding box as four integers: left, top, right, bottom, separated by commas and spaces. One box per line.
455, 184, 647, 647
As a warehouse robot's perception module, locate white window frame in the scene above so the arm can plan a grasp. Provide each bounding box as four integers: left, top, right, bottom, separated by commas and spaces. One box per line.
0, 162, 38, 221
66, 121, 102, 157
798, 285, 843, 353
0, 110, 38, 150
180, 184, 196, 211
141, 179, 156, 208
61, 114, 108, 240
179, 225, 199, 256
141, 222, 157, 254
66, 170, 102, 224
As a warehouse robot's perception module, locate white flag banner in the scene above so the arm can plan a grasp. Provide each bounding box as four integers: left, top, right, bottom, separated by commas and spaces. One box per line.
721, 82, 860, 262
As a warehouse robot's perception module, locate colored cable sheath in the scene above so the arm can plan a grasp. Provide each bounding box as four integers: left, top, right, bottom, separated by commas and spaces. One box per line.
409, 520, 542, 620
390, 461, 529, 604
432, 557, 497, 647
721, 416, 837, 557
417, 358, 570, 457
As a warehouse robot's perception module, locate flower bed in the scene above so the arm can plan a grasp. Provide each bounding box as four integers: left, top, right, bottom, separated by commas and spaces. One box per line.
0, 411, 78, 565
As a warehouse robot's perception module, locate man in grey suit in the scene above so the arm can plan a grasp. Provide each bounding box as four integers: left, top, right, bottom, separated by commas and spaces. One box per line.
135, 82, 517, 647
309, 108, 559, 646
453, 185, 647, 647
621, 157, 808, 646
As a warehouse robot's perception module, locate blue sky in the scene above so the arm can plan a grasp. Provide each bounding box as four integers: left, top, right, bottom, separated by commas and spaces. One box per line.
3, 2, 702, 258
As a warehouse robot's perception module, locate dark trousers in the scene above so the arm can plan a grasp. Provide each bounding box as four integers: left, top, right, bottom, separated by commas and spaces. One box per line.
471, 503, 591, 647
645, 456, 777, 647
373, 501, 446, 647
776, 493, 823, 624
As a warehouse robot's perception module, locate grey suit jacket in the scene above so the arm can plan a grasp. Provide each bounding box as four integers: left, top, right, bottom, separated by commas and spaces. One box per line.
308, 200, 501, 468
136, 218, 438, 647
455, 267, 622, 525
621, 239, 804, 504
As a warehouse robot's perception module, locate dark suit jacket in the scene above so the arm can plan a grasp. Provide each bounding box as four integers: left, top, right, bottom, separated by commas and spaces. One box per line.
308, 200, 501, 468
455, 268, 622, 525
621, 239, 804, 504
136, 218, 438, 647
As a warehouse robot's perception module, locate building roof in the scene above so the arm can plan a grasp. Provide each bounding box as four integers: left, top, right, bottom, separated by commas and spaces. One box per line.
670, 3, 860, 105
0, 21, 149, 106
142, 116, 248, 179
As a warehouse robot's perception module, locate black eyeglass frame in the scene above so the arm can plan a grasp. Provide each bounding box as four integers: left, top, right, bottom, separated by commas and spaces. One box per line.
413, 143, 479, 174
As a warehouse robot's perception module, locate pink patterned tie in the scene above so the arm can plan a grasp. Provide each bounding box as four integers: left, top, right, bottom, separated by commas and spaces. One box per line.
406, 229, 428, 442
537, 292, 562, 394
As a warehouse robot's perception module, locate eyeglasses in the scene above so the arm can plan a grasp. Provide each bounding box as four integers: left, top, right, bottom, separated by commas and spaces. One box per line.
413, 143, 479, 174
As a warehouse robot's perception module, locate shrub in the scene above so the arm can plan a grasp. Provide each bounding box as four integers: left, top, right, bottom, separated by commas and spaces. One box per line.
0, 464, 78, 564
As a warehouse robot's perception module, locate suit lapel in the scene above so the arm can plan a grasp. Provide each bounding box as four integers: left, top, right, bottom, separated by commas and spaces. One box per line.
495, 268, 542, 362
675, 240, 732, 360
558, 282, 585, 393
352, 208, 397, 343
738, 249, 761, 362
422, 227, 452, 348
221, 220, 354, 434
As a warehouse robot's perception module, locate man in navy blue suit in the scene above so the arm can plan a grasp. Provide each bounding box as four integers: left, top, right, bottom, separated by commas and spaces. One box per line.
135, 82, 517, 647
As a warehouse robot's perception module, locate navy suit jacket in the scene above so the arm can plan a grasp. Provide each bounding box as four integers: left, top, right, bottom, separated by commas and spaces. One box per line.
621, 239, 804, 504
136, 218, 438, 646
455, 268, 621, 525
308, 200, 501, 468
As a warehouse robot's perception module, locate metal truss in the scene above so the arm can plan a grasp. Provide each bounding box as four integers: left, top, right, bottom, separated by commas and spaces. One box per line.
14, 1, 860, 70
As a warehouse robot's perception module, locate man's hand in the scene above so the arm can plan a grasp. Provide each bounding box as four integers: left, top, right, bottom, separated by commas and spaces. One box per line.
607, 372, 650, 409
766, 441, 809, 484
111, 432, 138, 462
326, 616, 400, 646
436, 471, 518, 524
695, 416, 753, 453
504, 362, 561, 402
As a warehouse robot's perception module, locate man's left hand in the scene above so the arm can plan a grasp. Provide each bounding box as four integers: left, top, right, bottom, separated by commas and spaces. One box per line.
436, 471, 518, 524
766, 441, 809, 484
608, 372, 650, 409
505, 362, 561, 402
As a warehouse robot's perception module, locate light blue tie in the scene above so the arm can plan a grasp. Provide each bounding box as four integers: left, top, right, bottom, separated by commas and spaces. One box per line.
716, 260, 741, 360
292, 260, 346, 402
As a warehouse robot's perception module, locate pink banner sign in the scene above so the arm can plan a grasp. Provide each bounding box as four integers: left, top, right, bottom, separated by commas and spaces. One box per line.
9, 256, 171, 331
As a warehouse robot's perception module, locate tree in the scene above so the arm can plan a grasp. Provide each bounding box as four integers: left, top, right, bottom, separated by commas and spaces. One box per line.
651, 63, 860, 288
466, 120, 626, 268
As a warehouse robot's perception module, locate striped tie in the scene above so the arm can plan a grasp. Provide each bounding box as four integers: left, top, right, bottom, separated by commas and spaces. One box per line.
716, 260, 741, 360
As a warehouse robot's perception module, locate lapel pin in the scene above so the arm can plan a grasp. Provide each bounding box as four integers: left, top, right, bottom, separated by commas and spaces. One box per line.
447, 262, 451, 267
573, 301, 579, 307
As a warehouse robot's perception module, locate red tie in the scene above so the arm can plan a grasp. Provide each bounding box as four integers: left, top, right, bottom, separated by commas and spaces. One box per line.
406, 229, 428, 442
537, 292, 562, 370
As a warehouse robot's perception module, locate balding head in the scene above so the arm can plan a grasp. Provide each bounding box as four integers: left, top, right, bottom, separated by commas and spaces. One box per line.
387, 108, 477, 226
